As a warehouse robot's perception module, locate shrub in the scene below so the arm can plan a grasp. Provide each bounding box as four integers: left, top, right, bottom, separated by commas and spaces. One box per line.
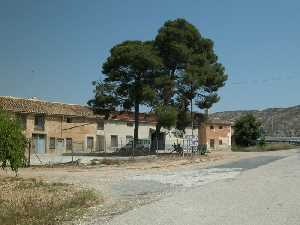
0, 111, 27, 173
233, 114, 261, 147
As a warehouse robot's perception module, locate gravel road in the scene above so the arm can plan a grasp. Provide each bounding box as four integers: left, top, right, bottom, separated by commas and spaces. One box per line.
6, 149, 299, 225
105, 149, 300, 225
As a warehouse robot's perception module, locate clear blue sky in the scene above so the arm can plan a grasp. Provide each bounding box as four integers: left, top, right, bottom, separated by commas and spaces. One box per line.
1, 0, 299, 112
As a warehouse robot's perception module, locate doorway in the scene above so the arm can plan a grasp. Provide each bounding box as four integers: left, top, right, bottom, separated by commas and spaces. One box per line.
96, 135, 105, 151
32, 134, 46, 154
210, 139, 215, 149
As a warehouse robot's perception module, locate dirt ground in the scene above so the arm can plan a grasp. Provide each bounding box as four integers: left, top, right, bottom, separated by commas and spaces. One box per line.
0, 151, 263, 224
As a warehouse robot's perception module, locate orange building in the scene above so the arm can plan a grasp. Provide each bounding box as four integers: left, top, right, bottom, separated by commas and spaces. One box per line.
198, 119, 232, 151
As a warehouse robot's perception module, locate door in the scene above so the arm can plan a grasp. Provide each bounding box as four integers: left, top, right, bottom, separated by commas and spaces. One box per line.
66, 138, 73, 152
210, 139, 215, 149
33, 134, 46, 154
151, 132, 165, 151
96, 135, 105, 151
87, 137, 94, 152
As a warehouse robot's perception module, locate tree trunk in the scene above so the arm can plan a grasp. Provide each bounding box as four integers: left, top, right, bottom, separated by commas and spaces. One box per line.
133, 101, 139, 156
153, 123, 161, 154
190, 97, 194, 154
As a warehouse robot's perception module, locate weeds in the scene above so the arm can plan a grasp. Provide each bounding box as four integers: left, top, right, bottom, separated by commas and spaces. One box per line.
0, 176, 101, 225
232, 143, 296, 152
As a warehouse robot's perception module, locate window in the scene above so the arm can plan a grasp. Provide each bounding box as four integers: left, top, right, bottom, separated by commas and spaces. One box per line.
219, 126, 223, 129
97, 120, 104, 130
34, 115, 44, 130
219, 139, 223, 145
66, 138, 73, 151
87, 137, 94, 150
49, 137, 55, 149
210, 125, 214, 130
66, 117, 72, 123
111, 135, 118, 148
210, 139, 215, 149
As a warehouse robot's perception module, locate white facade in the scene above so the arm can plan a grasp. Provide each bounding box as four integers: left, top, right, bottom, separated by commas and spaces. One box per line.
96, 119, 199, 152
96, 120, 156, 152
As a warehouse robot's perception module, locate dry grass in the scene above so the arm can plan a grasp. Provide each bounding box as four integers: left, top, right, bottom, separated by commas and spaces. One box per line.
232, 143, 296, 152
0, 176, 101, 225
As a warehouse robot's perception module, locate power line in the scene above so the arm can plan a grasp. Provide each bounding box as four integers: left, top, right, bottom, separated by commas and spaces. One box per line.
229, 74, 298, 86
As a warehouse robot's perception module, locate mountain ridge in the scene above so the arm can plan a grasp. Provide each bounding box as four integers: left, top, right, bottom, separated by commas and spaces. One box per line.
211, 105, 300, 137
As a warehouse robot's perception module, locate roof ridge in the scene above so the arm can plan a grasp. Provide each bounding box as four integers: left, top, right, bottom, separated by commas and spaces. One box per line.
0, 96, 87, 107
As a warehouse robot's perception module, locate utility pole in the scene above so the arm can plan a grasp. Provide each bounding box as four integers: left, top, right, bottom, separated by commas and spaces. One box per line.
191, 97, 194, 155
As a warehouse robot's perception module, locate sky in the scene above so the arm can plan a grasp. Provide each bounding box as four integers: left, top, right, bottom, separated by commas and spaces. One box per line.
0, 0, 299, 112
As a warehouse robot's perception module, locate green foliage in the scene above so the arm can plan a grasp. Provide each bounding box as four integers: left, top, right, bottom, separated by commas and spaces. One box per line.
233, 114, 261, 147
155, 18, 227, 131
258, 137, 266, 147
87, 81, 119, 119
102, 40, 162, 109
155, 105, 178, 130
0, 111, 27, 173
90, 40, 162, 144
90, 18, 228, 142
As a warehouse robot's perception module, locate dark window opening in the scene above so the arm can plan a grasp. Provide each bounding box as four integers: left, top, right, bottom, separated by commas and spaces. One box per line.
210, 125, 214, 130
34, 115, 45, 130
210, 139, 215, 148
87, 137, 94, 150
49, 137, 55, 149
111, 135, 118, 147
66, 138, 73, 151
97, 120, 104, 130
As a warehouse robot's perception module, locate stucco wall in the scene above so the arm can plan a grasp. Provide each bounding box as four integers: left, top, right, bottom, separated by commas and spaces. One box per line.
25, 114, 98, 154
102, 120, 156, 152
199, 123, 231, 151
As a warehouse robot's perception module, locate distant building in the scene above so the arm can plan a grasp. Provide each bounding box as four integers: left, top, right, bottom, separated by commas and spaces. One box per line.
198, 118, 232, 151
0, 96, 231, 154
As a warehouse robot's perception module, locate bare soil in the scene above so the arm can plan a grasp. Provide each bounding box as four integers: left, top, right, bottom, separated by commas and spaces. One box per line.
0, 151, 263, 224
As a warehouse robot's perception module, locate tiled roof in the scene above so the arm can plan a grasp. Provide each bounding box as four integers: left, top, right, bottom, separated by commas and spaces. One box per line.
110, 111, 157, 124
0, 96, 95, 117
0, 96, 231, 125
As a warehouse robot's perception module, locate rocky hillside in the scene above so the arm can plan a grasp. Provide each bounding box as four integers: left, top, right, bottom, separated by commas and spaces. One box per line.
212, 105, 300, 137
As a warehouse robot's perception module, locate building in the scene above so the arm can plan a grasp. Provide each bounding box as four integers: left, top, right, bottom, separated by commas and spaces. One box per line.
198, 118, 232, 151
0, 96, 104, 154
0, 96, 231, 154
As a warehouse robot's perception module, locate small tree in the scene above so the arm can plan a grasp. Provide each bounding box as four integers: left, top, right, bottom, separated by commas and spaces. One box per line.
234, 114, 261, 147
0, 111, 27, 173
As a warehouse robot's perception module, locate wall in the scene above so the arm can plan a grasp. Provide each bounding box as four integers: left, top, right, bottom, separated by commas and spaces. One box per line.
199, 123, 231, 151
101, 120, 156, 152
25, 114, 98, 154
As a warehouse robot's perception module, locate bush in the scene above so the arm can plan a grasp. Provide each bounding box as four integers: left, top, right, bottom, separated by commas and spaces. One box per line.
233, 114, 261, 147
0, 111, 27, 173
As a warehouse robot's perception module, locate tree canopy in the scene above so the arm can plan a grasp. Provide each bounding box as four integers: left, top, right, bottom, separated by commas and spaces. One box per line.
89, 18, 228, 150
233, 114, 261, 147
89, 41, 162, 148
155, 18, 227, 132
0, 111, 27, 173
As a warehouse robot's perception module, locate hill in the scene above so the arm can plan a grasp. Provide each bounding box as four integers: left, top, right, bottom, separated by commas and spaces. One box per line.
211, 105, 300, 137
